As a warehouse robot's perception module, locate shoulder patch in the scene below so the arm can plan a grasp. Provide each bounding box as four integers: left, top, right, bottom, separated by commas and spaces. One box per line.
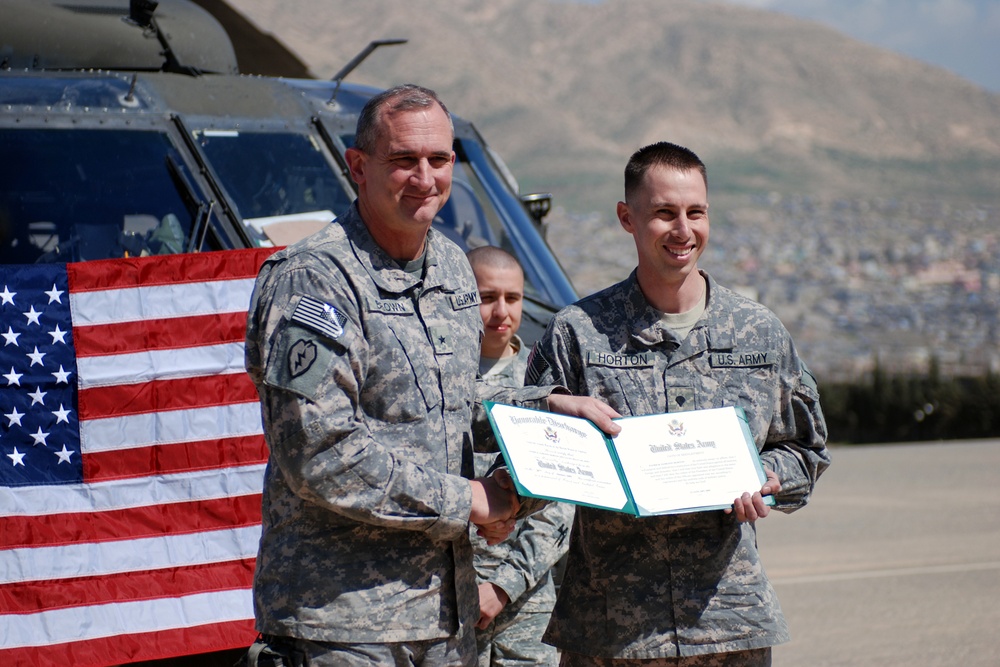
291, 295, 349, 340
524, 344, 548, 385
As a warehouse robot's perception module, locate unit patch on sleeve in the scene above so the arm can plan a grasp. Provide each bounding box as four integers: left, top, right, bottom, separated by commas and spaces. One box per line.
291, 295, 349, 340
288, 339, 318, 378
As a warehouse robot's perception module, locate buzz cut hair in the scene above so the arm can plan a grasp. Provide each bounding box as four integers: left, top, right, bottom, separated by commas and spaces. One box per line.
624, 141, 707, 203
354, 83, 453, 154
467, 245, 523, 275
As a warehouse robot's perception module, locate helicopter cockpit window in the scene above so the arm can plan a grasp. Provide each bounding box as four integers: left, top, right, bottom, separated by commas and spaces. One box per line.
193, 130, 353, 247
0, 128, 209, 264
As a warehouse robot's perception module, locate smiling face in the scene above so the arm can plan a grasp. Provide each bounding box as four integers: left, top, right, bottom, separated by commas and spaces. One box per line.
617, 165, 709, 312
473, 262, 524, 359
346, 102, 455, 260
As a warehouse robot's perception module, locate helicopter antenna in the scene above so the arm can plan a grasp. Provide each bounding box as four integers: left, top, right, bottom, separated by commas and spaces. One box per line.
328, 39, 408, 106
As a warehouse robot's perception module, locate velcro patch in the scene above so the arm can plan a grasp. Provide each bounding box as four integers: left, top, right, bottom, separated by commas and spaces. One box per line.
288, 338, 318, 378
587, 350, 654, 368
291, 296, 349, 340
710, 351, 773, 368
450, 291, 481, 310
367, 297, 414, 315
429, 325, 453, 354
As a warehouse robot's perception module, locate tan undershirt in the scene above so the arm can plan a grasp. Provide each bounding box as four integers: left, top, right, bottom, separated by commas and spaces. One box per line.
659, 285, 707, 339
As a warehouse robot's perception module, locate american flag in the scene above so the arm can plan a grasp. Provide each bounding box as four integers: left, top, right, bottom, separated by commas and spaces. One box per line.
1, 248, 276, 665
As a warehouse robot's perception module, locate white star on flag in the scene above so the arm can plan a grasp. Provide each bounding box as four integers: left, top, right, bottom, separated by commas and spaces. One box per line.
2, 327, 19, 346
4, 407, 24, 427
47, 325, 68, 344
3, 368, 22, 386
45, 284, 64, 304
27, 347, 46, 366
29, 427, 50, 447
52, 404, 72, 424
23, 305, 42, 326
6, 447, 25, 466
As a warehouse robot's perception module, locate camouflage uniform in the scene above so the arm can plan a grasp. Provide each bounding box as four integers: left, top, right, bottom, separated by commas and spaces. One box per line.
472, 335, 573, 667
525, 270, 830, 661
244, 203, 553, 652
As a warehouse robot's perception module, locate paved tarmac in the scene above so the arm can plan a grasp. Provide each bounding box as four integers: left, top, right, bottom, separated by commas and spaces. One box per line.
758, 439, 1000, 667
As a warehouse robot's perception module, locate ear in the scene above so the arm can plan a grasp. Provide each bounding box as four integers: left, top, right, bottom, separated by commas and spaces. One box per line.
345, 147, 366, 186
617, 201, 634, 234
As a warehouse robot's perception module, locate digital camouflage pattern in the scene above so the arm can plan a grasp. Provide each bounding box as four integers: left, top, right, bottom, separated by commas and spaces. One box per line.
244, 203, 553, 646
525, 270, 830, 660
558, 646, 771, 667
472, 335, 572, 666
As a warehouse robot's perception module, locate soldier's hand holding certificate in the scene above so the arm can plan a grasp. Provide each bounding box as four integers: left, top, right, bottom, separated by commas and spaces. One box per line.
484, 402, 773, 516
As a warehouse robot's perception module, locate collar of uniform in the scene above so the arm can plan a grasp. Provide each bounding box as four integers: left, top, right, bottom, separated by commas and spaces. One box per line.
701, 272, 736, 350
623, 270, 681, 350
623, 270, 737, 351
342, 202, 442, 294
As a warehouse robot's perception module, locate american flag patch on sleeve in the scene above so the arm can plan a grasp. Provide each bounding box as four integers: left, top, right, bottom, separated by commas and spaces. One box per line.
291, 296, 349, 340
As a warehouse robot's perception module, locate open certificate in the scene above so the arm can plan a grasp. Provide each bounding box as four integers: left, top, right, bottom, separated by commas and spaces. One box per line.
484, 402, 773, 516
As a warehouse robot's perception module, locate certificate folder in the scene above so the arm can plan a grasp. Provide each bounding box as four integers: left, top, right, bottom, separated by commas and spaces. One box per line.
484, 402, 773, 516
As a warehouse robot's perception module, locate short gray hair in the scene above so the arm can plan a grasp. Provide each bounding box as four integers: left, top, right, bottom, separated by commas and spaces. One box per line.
354, 84, 453, 154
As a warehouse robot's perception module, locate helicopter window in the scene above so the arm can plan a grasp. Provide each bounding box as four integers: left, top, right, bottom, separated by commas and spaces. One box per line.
194, 130, 353, 246
0, 128, 210, 264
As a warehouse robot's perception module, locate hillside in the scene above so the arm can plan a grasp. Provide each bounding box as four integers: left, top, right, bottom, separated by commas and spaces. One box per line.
224, 0, 1000, 381
226, 0, 1000, 211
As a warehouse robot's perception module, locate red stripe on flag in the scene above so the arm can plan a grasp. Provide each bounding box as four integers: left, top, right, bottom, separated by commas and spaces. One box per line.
72, 311, 249, 357
67, 247, 276, 292
0, 619, 256, 667
82, 435, 268, 481
0, 559, 256, 614
1, 495, 262, 550
77, 374, 261, 420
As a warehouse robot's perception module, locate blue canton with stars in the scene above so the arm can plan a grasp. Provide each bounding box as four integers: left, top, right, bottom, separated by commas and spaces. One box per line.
1, 264, 83, 487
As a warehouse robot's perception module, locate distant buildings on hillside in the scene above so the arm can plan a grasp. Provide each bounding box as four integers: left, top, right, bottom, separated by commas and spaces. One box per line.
550, 195, 1000, 383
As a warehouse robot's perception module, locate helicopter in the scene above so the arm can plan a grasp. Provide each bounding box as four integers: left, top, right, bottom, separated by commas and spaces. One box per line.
0, 0, 569, 333
0, 1, 573, 665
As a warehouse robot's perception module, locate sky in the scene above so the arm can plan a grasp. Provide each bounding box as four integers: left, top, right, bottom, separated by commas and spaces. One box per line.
699, 0, 1000, 92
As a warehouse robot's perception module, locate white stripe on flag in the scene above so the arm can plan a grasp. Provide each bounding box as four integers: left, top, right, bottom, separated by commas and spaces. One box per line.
75, 343, 248, 389
80, 402, 264, 453
68, 278, 257, 325
1, 588, 254, 649
0, 524, 262, 584
0, 465, 266, 517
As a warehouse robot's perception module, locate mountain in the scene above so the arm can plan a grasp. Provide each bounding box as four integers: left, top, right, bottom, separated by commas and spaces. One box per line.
223, 0, 1000, 382
225, 0, 1000, 212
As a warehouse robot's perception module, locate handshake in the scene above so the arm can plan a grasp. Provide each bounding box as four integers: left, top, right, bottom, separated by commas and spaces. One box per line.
469, 469, 521, 545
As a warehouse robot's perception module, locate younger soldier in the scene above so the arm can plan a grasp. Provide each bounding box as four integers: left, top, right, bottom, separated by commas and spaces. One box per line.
525, 142, 830, 666
469, 246, 573, 667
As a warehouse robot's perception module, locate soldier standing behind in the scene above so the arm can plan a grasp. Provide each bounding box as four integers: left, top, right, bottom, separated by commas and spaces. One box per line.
467, 246, 573, 667
243, 84, 618, 667
525, 141, 830, 666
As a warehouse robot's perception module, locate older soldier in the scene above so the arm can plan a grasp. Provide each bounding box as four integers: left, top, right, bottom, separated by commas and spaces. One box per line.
525, 142, 830, 667
244, 84, 616, 667
467, 246, 573, 667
